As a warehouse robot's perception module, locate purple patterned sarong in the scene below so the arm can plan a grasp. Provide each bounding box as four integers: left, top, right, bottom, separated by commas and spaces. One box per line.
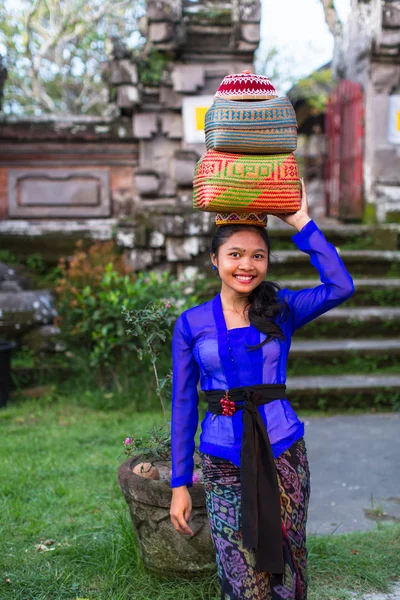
200, 437, 311, 599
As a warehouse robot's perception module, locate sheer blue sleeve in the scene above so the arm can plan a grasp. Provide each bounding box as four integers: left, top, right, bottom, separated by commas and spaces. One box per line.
170, 312, 200, 488
282, 219, 355, 335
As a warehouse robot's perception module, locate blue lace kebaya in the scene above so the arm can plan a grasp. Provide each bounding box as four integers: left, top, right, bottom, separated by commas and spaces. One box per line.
170, 220, 355, 489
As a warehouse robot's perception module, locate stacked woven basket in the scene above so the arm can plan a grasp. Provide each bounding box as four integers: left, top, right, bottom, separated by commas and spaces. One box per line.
192, 71, 301, 227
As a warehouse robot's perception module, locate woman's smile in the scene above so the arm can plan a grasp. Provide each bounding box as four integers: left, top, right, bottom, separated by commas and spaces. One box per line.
233, 274, 257, 284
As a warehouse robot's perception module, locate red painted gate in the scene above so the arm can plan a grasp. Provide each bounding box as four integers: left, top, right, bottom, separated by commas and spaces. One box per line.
325, 80, 364, 220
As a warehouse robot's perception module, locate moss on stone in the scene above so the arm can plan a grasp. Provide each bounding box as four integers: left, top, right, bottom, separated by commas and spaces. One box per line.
385, 211, 400, 224
362, 202, 378, 224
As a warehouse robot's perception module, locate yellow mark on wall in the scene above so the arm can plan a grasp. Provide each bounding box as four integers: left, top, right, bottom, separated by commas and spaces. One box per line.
195, 107, 208, 131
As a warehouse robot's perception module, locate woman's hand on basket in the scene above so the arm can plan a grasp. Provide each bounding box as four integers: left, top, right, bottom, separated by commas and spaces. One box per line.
170, 486, 194, 536
271, 178, 312, 231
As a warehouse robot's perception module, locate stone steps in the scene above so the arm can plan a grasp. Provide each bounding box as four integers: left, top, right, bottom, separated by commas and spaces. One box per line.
269, 250, 400, 278
289, 374, 400, 391
267, 219, 400, 250
275, 278, 400, 307
287, 374, 400, 409
199, 278, 400, 308
290, 338, 400, 358
277, 278, 400, 289
294, 307, 400, 338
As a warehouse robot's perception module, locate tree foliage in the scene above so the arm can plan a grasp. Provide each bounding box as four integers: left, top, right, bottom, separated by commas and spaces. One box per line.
289, 67, 334, 114
0, 0, 144, 116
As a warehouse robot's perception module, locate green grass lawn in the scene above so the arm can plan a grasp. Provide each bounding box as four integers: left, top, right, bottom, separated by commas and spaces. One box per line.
0, 391, 399, 600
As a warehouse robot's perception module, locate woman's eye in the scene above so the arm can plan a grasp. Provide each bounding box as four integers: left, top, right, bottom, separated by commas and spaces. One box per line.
229, 253, 264, 259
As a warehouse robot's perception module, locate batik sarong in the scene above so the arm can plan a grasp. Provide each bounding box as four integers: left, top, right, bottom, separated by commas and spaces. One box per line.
200, 437, 310, 600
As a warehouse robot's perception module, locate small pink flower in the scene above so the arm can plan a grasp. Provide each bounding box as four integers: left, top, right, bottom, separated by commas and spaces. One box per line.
165, 302, 171, 309
192, 471, 200, 484
124, 437, 131, 445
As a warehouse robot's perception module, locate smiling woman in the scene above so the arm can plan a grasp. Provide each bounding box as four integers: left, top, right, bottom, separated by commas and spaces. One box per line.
209, 226, 287, 336
169, 181, 355, 599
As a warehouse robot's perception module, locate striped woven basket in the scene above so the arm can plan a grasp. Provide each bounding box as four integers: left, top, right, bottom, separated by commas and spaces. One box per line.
193, 150, 301, 214
205, 96, 297, 154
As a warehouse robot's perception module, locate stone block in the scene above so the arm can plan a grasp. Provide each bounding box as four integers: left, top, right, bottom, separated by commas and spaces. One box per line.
370, 227, 398, 250
171, 65, 205, 93
240, 0, 261, 22
376, 184, 400, 204
162, 177, 177, 197
116, 229, 136, 248
166, 236, 200, 261
382, 1, 400, 28
133, 113, 158, 139
375, 149, 400, 182
127, 249, 155, 271
112, 190, 134, 218
149, 231, 165, 248
149, 21, 175, 44
8, 169, 111, 218
132, 223, 148, 247
21, 325, 61, 354
183, 211, 215, 235
135, 170, 160, 197
110, 60, 138, 85
147, 0, 181, 22
160, 85, 182, 109
174, 150, 198, 187
0, 290, 57, 338
178, 265, 198, 280
177, 190, 193, 206
0, 262, 33, 292
152, 214, 185, 236
236, 39, 259, 52
240, 23, 260, 43
160, 113, 183, 139
117, 85, 140, 108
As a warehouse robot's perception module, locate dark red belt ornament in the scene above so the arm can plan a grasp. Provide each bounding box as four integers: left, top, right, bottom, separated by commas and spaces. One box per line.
220, 390, 236, 416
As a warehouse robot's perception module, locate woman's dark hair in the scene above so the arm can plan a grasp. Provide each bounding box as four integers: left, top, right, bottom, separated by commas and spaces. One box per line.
210, 224, 289, 350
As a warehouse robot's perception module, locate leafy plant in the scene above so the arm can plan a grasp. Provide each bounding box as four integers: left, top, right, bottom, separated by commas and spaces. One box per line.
123, 425, 172, 464
122, 299, 174, 463
135, 49, 170, 86
54, 239, 200, 390
123, 299, 174, 425
288, 67, 334, 114
0, 249, 18, 264
26, 253, 47, 274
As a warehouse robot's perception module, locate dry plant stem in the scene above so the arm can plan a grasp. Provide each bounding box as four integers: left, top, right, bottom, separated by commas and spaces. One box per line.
147, 340, 168, 428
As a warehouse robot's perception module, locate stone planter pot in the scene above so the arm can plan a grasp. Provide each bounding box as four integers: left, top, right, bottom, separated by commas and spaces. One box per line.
117, 454, 216, 577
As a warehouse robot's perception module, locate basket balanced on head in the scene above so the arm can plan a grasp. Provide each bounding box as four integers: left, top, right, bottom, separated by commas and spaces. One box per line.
192, 70, 301, 227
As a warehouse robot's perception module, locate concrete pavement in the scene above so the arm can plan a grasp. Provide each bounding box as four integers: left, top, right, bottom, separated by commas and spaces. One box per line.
303, 412, 400, 535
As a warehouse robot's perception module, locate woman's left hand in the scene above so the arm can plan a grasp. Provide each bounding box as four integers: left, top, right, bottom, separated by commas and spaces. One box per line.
271, 179, 312, 231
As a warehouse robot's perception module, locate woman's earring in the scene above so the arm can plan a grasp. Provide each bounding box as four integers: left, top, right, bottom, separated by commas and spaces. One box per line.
212, 265, 217, 271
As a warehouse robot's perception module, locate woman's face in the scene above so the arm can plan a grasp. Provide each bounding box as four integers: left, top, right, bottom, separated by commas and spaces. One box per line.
211, 229, 269, 295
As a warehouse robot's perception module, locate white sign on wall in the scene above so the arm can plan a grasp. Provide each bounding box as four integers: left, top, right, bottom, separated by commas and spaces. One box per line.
388, 94, 400, 144
182, 95, 214, 144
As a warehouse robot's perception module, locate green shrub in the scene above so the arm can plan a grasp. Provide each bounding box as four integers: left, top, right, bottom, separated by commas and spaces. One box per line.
54, 240, 201, 390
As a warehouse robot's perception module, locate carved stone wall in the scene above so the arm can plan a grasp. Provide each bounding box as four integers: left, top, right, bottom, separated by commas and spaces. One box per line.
0, 0, 261, 274
119, 0, 261, 274
334, 0, 400, 222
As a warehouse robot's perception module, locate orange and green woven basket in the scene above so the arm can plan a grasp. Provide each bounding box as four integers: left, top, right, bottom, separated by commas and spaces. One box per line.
193, 150, 301, 214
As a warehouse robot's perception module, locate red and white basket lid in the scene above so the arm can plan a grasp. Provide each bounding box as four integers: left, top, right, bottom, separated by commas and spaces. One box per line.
214, 70, 278, 101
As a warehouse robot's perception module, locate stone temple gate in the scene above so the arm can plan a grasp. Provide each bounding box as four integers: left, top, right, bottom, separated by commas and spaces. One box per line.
0, 0, 261, 277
